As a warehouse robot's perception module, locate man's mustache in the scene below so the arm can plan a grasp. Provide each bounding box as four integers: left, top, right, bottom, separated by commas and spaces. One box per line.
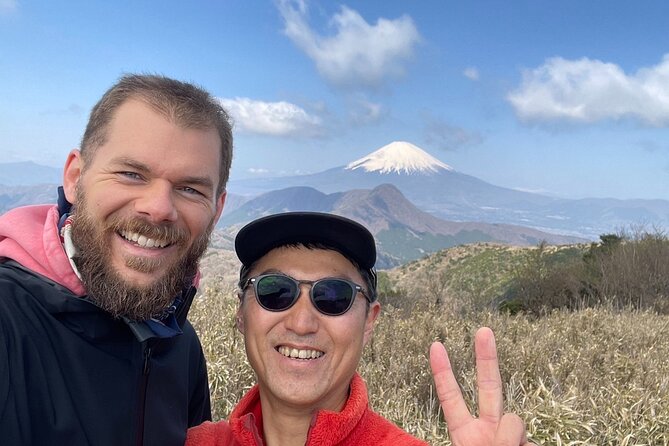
106, 217, 190, 247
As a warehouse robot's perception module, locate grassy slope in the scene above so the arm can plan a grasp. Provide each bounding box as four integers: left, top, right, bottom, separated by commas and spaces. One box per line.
191, 243, 669, 445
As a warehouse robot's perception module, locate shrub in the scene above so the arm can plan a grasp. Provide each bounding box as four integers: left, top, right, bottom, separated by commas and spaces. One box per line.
585, 229, 669, 312
501, 229, 669, 315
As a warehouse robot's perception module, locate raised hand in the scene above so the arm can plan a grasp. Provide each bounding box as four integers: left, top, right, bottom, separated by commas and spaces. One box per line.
429, 327, 535, 446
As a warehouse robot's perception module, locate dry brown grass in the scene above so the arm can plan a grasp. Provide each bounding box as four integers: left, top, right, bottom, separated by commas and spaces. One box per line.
190, 283, 669, 445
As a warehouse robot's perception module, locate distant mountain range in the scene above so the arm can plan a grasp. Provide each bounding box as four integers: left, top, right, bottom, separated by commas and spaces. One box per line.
0, 162, 61, 213
2, 142, 667, 259
220, 183, 585, 268
227, 141, 669, 239
0, 184, 59, 214
0, 162, 62, 186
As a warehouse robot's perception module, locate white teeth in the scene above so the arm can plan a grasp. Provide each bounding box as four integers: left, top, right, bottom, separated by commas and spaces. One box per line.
277, 346, 324, 360
120, 231, 169, 248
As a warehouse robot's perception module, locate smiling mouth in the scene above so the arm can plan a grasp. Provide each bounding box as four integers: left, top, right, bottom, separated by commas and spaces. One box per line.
119, 230, 171, 249
277, 346, 324, 360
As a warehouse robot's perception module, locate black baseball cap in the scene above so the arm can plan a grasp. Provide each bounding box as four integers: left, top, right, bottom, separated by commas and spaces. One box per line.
234, 212, 376, 270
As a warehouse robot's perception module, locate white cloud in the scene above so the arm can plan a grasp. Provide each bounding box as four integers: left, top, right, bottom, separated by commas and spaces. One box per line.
463, 67, 479, 81
0, 0, 17, 15
348, 97, 384, 125
508, 55, 669, 126
246, 167, 311, 177
276, 0, 421, 89
423, 116, 483, 151
218, 97, 322, 137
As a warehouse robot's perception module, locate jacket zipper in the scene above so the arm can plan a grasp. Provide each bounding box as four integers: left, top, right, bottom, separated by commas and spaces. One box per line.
135, 341, 153, 445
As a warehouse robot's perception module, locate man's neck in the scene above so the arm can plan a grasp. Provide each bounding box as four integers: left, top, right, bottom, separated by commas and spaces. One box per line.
257, 390, 348, 446
254, 384, 349, 446
259, 398, 313, 446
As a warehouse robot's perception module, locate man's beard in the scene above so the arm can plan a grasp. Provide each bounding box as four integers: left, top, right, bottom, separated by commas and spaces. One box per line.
70, 189, 213, 321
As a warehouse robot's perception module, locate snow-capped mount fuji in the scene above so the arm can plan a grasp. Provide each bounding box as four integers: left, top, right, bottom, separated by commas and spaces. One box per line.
227, 140, 539, 216
346, 141, 452, 175
0, 142, 666, 240
225, 142, 669, 238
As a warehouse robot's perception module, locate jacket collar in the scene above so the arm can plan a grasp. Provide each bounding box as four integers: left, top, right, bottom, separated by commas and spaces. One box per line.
229, 373, 369, 446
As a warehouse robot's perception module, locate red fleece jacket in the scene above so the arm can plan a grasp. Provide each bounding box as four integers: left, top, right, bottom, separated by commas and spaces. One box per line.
186, 373, 429, 446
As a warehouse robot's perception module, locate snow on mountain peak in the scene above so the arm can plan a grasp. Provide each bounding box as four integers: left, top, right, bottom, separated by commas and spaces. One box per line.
345, 141, 453, 175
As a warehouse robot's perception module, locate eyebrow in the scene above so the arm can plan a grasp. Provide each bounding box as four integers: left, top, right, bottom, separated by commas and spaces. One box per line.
255, 269, 356, 282
111, 157, 215, 191
256, 268, 283, 276
111, 157, 151, 174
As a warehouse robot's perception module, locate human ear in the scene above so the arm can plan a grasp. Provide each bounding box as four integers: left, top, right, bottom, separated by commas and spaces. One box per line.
362, 302, 381, 346
236, 305, 245, 334
213, 191, 226, 223
63, 150, 83, 204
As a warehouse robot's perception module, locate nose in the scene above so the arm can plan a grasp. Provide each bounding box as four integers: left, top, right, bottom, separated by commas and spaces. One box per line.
134, 180, 178, 223
283, 285, 319, 335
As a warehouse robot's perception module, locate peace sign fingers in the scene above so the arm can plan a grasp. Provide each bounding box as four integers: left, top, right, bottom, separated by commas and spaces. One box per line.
473, 327, 504, 425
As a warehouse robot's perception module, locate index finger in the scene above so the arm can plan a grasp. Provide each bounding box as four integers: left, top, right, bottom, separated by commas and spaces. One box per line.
474, 327, 504, 424
429, 341, 474, 432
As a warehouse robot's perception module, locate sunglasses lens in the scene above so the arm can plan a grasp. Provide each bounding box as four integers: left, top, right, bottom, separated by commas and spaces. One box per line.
255, 275, 298, 311
312, 279, 355, 315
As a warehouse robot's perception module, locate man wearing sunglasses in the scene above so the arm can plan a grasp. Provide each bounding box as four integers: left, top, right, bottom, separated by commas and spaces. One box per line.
187, 212, 535, 446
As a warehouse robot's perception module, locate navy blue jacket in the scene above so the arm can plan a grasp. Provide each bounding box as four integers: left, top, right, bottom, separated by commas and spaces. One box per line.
0, 262, 211, 446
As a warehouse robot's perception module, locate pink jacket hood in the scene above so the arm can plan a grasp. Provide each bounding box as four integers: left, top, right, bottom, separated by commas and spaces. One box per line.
0, 204, 86, 296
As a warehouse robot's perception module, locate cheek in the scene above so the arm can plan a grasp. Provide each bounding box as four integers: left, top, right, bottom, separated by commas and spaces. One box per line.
182, 207, 217, 236
243, 305, 286, 343
84, 189, 130, 219
239, 302, 264, 337
340, 312, 371, 347
241, 313, 273, 367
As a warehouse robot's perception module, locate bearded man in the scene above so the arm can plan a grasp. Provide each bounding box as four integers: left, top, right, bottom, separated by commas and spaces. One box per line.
0, 74, 233, 446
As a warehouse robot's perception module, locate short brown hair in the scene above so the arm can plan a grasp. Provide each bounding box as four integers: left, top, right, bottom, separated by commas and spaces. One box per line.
80, 73, 233, 196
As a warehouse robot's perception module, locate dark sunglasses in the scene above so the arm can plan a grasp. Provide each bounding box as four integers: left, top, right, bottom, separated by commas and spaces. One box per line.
243, 273, 372, 316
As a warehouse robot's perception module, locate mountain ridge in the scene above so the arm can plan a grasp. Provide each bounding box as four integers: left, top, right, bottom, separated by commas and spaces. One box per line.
0, 161, 62, 186
226, 142, 669, 238
220, 183, 585, 267
2, 142, 668, 240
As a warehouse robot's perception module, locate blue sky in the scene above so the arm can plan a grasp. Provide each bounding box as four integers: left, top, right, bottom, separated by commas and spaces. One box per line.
1, 0, 669, 200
